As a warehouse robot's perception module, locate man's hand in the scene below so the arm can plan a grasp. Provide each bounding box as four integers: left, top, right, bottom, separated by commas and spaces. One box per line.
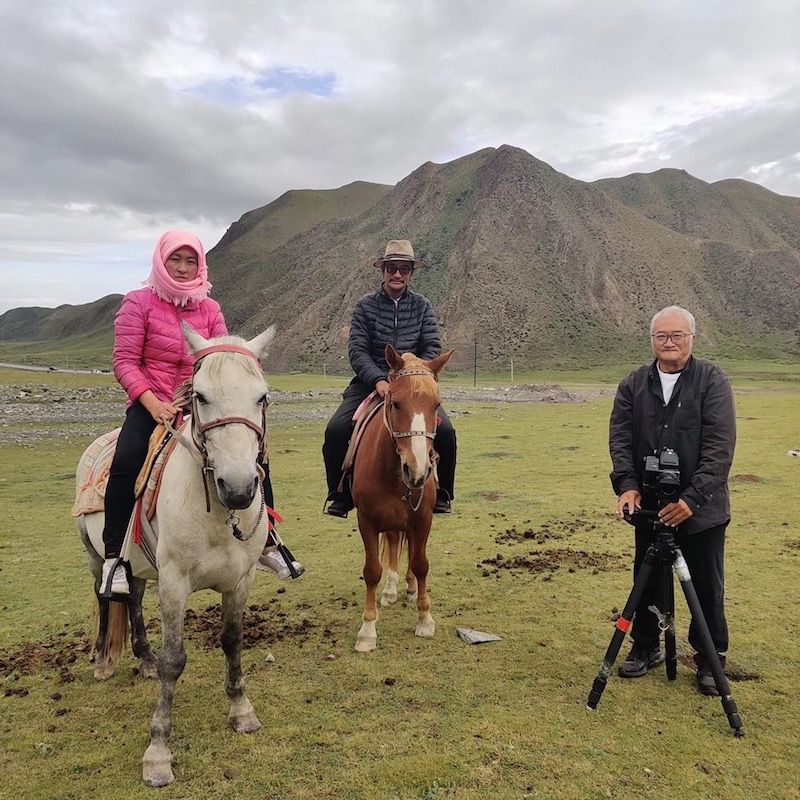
375, 379, 390, 398
617, 490, 641, 519
658, 499, 693, 527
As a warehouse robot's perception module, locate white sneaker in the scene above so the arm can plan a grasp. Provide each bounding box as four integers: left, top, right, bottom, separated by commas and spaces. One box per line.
102, 558, 130, 595
256, 547, 302, 579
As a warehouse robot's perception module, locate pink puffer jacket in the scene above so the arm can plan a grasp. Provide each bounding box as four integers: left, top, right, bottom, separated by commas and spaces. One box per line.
113, 287, 228, 407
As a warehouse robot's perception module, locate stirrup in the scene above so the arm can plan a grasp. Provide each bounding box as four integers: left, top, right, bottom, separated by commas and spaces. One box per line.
266, 529, 305, 579
100, 557, 130, 603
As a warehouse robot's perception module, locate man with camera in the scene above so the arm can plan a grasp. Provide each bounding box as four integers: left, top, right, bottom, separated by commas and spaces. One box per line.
609, 305, 736, 695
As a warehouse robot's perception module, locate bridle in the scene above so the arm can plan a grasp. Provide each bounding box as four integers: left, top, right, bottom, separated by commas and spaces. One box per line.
382, 366, 439, 510
165, 343, 269, 540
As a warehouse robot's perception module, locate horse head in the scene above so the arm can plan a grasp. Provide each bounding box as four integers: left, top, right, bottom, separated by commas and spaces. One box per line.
182, 322, 276, 510
384, 344, 454, 490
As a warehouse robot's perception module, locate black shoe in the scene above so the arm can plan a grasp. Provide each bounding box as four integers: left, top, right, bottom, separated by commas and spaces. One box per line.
325, 495, 350, 518
433, 489, 452, 514
618, 645, 665, 678
433, 497, 451, 513
696, 665, 720, 696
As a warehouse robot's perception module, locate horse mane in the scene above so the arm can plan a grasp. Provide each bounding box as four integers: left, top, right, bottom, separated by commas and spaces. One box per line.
390, 353, 438, 399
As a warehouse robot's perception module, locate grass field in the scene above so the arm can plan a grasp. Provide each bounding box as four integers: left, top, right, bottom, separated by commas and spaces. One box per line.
1, 366, 799, 799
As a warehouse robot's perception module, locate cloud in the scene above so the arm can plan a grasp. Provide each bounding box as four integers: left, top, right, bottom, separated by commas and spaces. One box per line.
2, 0, 800, 314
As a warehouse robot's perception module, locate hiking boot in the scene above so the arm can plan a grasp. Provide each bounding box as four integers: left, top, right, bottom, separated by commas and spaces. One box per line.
101, 558, 129, 596
433, 489, 452, 514
618, 644, 665, 678
256, 546, 303, 579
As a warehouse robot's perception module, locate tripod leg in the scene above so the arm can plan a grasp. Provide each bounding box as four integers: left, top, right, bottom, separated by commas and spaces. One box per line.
673, 550, 744, 737
663, 561, 677, 680
587, 547, 659, 711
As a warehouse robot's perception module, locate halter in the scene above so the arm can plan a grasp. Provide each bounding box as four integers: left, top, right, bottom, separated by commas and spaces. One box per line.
168, 343, 270, 540
383, 367, 438, 441
383, 365, 439, 510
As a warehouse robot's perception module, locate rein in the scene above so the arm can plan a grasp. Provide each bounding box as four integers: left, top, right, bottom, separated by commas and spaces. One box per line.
382, 366, 439, 510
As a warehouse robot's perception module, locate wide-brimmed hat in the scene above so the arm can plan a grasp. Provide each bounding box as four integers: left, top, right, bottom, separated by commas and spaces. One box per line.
373, 239, 426, 269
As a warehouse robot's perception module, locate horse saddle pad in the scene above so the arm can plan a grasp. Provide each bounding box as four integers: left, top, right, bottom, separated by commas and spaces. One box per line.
71, 423, 179, 520
342, 393, 383, 474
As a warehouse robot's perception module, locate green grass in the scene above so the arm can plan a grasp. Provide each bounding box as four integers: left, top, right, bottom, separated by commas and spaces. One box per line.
1, 368, 799, 799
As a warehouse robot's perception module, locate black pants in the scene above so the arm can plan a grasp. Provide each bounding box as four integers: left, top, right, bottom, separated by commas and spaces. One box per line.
630, 523, 729, 657
102, 402, 275, 558
322, 378, 457, 500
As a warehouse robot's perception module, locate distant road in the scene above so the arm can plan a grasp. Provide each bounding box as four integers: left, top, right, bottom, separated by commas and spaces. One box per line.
0, 361, 112, 376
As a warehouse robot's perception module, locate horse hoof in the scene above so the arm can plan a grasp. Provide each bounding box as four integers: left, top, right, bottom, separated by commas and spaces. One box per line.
139, 660, 159, 680
93, 664, 115, 681
355, 637, 377, 652
143, 768, 174, 788
143, 744, 173, 787
415, 622, 436, 638
230, 715, 261, 734
380, 592, 397, 607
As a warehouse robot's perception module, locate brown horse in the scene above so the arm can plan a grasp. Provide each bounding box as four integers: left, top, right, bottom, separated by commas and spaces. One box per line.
352, 344, 454, 652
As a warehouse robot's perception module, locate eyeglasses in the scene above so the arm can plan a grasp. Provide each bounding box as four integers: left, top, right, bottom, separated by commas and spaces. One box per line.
651, 332, 694, 344
383, 264, 414, 276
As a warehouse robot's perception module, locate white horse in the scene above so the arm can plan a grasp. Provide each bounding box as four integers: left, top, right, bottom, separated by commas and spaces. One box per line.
76, 322, 276, 788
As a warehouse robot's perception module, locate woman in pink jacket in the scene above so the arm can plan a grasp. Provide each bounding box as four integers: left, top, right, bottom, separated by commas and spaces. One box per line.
102, 231, 299, 596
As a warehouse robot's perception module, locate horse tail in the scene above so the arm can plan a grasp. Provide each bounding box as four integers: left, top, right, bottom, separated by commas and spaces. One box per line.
101, 601, 130, 666
379, 530, 407, 567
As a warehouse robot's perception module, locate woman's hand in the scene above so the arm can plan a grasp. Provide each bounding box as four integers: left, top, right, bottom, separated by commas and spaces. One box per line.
139, 390, 180, 425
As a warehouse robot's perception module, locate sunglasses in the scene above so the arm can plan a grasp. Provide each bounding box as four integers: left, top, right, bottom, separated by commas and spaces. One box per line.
383, 263, 414, 276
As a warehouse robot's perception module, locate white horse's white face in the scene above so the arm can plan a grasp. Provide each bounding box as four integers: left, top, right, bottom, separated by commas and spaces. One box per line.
183, 324, 276, 510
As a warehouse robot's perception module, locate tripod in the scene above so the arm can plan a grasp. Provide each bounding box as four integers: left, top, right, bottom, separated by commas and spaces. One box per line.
586, 510, 744, 737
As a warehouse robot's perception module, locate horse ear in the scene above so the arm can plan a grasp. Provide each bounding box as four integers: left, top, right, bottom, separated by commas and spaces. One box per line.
385, 344, 404, 371
245, 325, 277, 362
426, 349, 455, 377
181, 321, 210, 354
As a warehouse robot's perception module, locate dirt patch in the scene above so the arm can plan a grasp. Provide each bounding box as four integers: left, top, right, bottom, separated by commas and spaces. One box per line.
676, 653, 762, 683
480, 547, 626, 578
781, 539, 800, 554
481, 491, 504, 501
0, 602, 333, 682
494, 526, 566, 545
732, 474, 765, 483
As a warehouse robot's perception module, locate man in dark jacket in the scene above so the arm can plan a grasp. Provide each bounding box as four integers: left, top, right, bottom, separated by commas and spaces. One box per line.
609, 305, 736, 696
322, 240, 456, 518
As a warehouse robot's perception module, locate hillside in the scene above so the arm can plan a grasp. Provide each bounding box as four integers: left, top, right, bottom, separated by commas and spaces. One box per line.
2, 145, 799, 371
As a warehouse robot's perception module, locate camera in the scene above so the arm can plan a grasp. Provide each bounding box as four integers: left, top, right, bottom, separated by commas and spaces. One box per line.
643, 447, 681, 504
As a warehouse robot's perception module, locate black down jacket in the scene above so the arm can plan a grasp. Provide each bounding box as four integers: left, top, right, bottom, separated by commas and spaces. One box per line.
348, 287, 441, 388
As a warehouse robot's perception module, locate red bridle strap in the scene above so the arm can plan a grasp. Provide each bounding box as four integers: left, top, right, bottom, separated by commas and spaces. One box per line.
193, 344, 262, 369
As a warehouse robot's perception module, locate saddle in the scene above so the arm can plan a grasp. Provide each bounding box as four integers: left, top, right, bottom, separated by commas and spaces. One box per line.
341, 392, 384, 477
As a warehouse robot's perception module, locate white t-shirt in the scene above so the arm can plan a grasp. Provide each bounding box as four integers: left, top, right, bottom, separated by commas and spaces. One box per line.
657, 366, 682, 404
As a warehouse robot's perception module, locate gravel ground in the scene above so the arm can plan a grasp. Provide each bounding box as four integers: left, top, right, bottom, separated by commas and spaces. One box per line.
0, 381, 613, 444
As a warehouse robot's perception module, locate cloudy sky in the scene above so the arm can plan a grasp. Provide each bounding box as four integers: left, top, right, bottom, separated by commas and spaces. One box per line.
2, 0, 798, 315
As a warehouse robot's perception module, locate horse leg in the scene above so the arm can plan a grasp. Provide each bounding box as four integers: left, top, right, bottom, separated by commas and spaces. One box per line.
380, 530, 402, 607
356, 519, 382, 652
128, 578, 158, 680
221, 582, 261, 733
405, 561, 418, 603
142, 578, 189, 788
408, 530, 435, 638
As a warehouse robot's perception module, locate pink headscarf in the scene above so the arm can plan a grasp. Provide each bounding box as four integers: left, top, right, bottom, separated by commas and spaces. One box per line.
143, 230, 213, 306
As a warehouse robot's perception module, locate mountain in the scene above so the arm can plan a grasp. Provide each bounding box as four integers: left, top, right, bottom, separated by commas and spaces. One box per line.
2, 145, 799, 371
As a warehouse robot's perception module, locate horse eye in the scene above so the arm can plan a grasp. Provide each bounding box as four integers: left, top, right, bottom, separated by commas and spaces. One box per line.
193, 392, 207, 406
259, 393, 270, 407
391, 400, 400, 411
